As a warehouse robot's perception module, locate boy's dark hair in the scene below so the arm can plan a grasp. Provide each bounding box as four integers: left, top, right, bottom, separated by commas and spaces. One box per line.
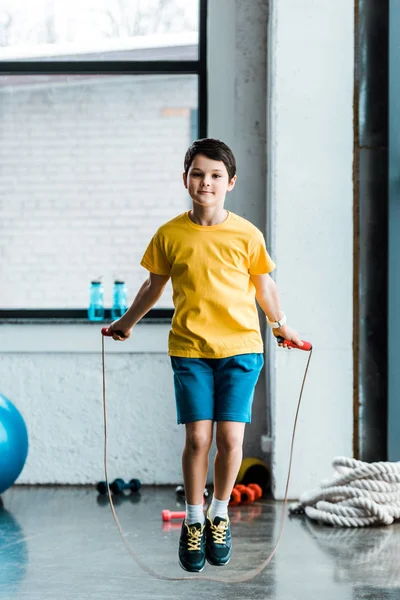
184, 138, 236, 180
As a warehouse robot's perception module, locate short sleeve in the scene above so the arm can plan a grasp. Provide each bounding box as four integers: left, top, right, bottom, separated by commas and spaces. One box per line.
249, 229, 276, 274
140, 231, 171, 276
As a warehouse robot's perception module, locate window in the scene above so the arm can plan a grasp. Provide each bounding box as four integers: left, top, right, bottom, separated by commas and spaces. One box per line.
0, 0, 206, 320
0, 0, 200, 61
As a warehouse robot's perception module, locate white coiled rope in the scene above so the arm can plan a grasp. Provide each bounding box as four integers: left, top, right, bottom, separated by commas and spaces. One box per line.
289, 456, 400, 527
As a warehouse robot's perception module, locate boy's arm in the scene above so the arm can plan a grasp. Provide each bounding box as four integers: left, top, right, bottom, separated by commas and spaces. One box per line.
250, 273, 303, 347
108, 272, 170, 340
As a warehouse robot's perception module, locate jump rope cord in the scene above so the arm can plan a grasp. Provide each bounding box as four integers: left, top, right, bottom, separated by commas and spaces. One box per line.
102, 334, 313, 583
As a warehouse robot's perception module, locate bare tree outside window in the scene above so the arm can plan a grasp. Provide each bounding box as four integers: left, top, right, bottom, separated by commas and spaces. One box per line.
0, 0, 198, 47
101, 0, 196, 38
0, 9, 13, 46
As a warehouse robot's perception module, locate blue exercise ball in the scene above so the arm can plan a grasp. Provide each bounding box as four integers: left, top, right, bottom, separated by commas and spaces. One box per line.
0, 394, 29, 495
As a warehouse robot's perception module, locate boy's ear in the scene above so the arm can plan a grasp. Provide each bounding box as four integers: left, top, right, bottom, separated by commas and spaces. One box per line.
182, 172, 188, 189
227, 174, 237, 192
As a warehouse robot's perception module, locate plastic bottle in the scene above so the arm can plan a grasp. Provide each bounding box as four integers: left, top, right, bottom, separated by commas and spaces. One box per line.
88, 279, 105, 321
111, 280, 128, 320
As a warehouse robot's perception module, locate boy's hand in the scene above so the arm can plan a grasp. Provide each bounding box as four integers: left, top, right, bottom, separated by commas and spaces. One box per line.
106, 320, 132, 341
273, 325, 304, 349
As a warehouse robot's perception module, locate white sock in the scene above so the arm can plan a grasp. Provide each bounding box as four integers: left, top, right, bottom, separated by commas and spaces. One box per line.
208, 495, 229, 521
185, 502, 205, 525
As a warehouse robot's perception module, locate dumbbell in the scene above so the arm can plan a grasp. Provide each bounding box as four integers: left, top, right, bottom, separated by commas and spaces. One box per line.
235, 483, 262, 505
162, 509, 186, 522
230, 487, 242, 506
229, 483, 262, 506
96, 478, 141, 495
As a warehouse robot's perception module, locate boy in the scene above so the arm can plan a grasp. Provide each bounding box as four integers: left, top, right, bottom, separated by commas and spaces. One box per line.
105, 138, 303, 573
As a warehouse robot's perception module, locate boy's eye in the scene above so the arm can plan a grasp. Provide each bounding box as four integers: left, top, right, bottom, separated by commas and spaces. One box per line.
190, 172, 222, 178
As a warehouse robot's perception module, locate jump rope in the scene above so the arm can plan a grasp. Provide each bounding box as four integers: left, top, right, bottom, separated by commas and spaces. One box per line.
101, 327, 312, 583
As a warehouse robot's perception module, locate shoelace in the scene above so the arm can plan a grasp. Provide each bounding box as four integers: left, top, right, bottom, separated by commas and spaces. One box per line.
210, 520, 228, 545
187, 524, 204, 551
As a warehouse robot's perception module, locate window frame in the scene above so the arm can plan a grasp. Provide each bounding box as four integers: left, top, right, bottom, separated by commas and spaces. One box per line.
0, 0, 207, 323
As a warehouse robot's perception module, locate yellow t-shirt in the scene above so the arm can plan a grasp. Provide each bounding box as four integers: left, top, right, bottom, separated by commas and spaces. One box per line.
140, 210, 276, 358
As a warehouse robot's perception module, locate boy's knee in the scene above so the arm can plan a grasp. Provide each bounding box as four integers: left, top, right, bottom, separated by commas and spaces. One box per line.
216, 431, 243, 455
186, 429, 212, 454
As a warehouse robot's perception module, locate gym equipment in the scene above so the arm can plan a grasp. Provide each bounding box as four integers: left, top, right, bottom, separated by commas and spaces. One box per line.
229, 483, 263, 506
97, 478, 141, 495
162, 509, 186, 522
276, 336, 312, 351
101, 326, 126, 338
0, 394, 29, 495
230, 487, 241, 506
235, 483, 262, 504
235, 484, 255, 503
289, 457, 400, 527
248, 483, 263, 499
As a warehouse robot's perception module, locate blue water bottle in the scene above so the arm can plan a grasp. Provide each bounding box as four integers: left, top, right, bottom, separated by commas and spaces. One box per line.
88, 279, 105, 321
111, 280, 128, 320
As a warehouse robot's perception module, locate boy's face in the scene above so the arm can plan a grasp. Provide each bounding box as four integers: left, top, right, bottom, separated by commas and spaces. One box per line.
183, 154, 236, 208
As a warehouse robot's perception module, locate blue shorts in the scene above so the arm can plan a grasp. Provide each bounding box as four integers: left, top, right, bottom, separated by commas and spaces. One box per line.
170, 353, 264, 424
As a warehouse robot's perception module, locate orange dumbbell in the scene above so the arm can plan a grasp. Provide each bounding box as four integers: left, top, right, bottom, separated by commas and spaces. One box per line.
235, 484, 255, 504
229, 487, 242, 506
231, 483, 263, 505
247, 483, 263, 501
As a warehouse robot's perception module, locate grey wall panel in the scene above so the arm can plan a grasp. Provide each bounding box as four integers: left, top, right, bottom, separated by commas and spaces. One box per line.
355, 0, 388, 461
389, 0, 400, 460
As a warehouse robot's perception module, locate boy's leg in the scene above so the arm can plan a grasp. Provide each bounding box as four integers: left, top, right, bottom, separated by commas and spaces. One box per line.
212, 353, 264, 503
170, 356, 215, 505
205, 354, 263, 566
170, 356, 215, 572
178, 420, 213, 573
182, 419, 214, 506
213, 421, 245, 502
204, 421, 244, 567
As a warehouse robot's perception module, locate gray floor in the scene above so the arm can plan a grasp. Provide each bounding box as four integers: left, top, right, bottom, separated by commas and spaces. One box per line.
1, 486, 400, 600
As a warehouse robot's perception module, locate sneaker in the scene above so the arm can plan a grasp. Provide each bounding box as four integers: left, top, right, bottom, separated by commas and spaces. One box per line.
205, 511, 232, 566
178, 520, 206, 572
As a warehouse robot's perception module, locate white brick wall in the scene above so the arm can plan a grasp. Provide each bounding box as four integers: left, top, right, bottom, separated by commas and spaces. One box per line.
0, 74, 196, 308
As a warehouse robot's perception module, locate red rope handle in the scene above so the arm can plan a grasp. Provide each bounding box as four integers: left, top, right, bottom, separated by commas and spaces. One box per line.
276, 336, 312, 351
